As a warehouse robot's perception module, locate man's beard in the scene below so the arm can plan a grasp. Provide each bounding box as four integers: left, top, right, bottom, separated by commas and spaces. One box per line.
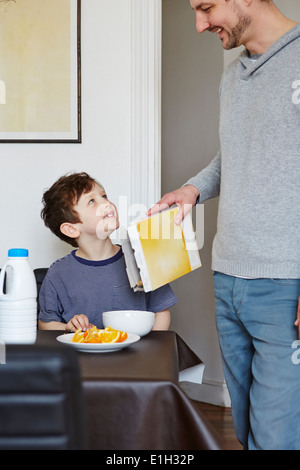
223, 8, 251, 49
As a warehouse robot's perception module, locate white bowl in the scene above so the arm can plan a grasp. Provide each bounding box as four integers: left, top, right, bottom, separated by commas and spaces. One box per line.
102, 310, 155, 337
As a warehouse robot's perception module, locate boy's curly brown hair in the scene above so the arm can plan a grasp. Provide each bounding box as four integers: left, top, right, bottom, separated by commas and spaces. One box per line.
41, 172, 102, 247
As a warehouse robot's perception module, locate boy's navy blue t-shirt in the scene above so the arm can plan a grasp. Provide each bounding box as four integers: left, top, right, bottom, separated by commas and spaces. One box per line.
38, 247, 177, 328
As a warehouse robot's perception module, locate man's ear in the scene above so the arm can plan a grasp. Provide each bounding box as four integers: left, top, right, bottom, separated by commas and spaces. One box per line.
60, 222, 81, 240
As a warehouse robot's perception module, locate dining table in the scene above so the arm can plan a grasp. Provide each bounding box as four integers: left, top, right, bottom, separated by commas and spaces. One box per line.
36, 329, 222, 451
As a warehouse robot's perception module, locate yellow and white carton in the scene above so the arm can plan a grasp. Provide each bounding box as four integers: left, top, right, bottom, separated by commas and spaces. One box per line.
122, 206, 201, 292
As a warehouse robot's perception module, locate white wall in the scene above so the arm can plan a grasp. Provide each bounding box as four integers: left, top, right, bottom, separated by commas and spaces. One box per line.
0, 0, 132, 269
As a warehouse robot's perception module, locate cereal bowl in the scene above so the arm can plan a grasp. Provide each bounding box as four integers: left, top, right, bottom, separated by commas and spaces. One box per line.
102, 310, 154, 337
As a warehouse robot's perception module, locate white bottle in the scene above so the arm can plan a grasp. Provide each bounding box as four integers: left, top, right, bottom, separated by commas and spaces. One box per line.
0, 248, 37, 344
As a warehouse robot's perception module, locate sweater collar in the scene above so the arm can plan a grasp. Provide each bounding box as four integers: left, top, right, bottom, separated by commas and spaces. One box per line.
238, 22, 300, 81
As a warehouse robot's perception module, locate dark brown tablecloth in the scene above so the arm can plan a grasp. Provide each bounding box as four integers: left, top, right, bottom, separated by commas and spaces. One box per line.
36, 330, 221, 450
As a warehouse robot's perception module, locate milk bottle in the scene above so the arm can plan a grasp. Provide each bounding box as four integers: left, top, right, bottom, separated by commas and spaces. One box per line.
0, 249, 37, 344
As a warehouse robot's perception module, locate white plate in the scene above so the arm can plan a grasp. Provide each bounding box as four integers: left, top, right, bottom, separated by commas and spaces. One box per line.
56, 332, 140, 353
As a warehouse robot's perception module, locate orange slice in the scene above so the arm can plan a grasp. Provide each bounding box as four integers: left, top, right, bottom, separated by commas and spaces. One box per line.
98, 330, 119, 343
118, 331, 128, 342
110, 331, 121, 343
71, 325, 128, 344
104, 326, 127, 342
72, 329, 85, 343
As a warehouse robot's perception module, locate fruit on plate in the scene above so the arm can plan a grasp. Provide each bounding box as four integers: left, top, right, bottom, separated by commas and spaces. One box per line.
71, 325, 128, 344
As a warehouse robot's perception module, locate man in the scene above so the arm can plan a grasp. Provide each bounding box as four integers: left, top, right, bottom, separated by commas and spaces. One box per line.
149, 0, 300, 450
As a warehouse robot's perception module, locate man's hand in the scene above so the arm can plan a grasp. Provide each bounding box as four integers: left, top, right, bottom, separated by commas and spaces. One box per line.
147, 185, 200, 225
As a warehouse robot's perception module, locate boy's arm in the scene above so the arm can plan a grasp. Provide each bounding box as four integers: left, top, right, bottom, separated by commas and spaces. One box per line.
152, 309, 171, 331
38, 319, 67, 331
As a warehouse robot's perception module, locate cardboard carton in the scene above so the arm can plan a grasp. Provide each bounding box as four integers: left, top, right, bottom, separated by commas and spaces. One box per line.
122, 206, 201, 292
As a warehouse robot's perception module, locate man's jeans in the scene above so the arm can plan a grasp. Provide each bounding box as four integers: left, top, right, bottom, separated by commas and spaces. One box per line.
213, 272, 300, 450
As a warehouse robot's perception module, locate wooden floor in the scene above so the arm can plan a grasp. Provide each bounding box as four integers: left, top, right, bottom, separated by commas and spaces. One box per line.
192, 401, 243, 450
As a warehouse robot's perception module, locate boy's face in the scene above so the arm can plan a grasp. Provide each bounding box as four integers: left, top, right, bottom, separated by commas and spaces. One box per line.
74, 184, 119, 240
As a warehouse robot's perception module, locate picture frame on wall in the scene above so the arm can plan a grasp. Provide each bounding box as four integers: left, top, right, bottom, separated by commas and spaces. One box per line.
0, 0, 81, 143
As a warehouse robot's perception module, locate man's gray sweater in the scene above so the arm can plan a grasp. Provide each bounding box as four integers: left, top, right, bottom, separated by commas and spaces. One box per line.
187, 23, 300, 278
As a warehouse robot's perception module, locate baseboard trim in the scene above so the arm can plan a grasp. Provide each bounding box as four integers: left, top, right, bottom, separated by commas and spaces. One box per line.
180, 378, 231, 408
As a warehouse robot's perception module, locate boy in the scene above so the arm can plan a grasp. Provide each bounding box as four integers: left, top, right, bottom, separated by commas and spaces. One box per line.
38, 172, 177, 332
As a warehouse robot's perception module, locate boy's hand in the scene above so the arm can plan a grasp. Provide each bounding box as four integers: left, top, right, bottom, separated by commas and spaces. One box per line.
66, 314, 93, 332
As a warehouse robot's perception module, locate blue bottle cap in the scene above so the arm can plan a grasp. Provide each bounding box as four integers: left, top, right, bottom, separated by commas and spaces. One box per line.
8, 248, 29, 257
